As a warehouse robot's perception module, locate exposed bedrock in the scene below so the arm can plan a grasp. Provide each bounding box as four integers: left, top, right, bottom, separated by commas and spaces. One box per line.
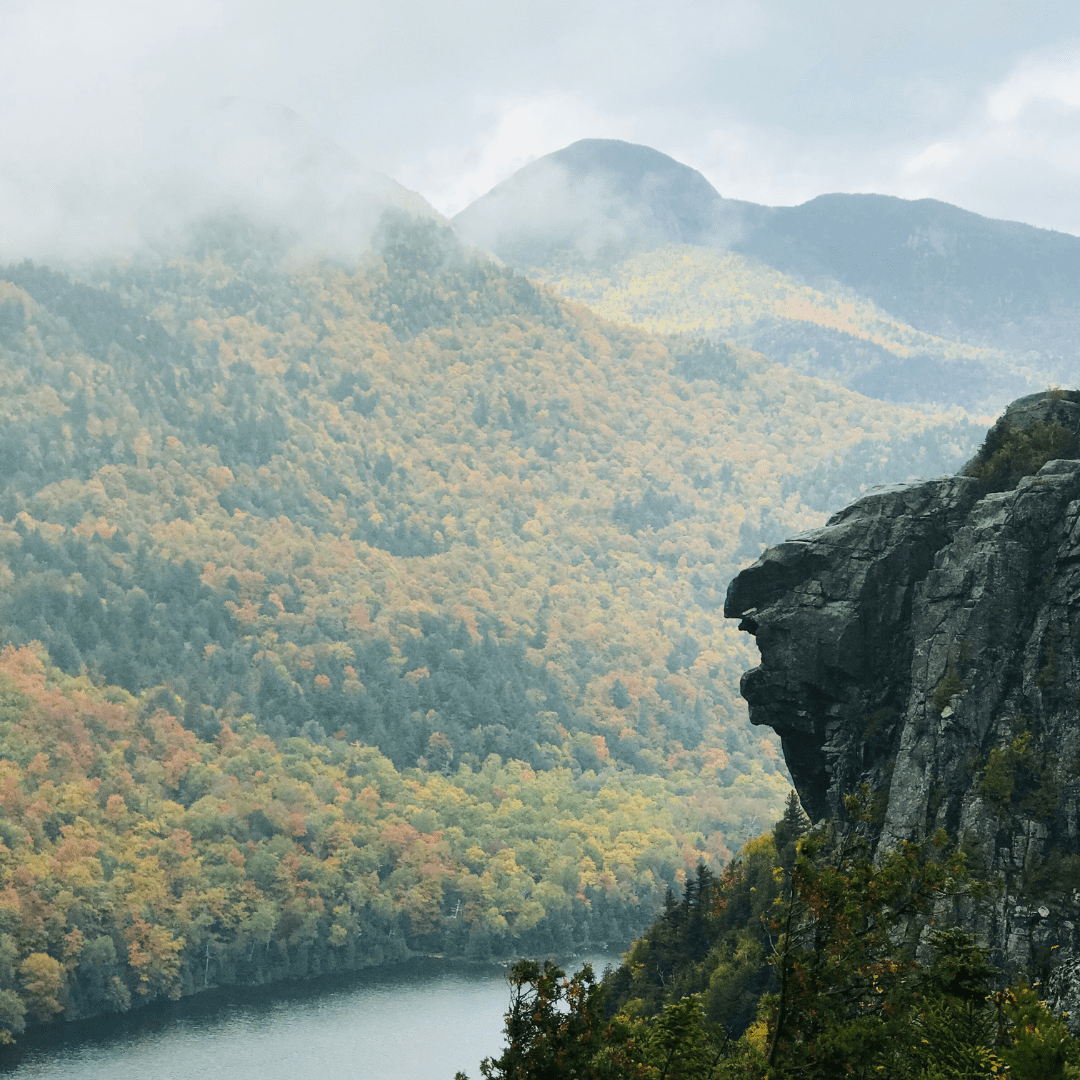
726, 390, 1080, 986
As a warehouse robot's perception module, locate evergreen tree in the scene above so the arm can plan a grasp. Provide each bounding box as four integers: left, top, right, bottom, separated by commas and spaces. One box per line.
471, 961, 605, 1080
771, 790, 809, 870
476, 793, 1080, 1079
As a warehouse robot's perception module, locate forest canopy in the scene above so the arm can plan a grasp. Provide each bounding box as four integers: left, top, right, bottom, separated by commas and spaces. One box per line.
0, 644, 761, 1042
0, 216, 987, 1032
0, 217, 976, 806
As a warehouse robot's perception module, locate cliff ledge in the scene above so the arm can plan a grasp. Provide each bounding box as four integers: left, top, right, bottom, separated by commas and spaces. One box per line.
726, 389, 1080, 992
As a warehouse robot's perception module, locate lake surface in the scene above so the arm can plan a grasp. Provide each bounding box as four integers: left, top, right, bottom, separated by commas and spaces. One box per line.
0, 951, 622, 1080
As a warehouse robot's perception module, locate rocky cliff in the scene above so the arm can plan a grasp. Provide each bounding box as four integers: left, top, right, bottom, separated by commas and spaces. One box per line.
725, 389, 1080, 988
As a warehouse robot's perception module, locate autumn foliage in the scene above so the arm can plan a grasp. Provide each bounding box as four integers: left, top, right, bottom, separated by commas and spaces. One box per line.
0, 216, 986, 1041
0, 644, 768, 1041
0, 220, 975, 859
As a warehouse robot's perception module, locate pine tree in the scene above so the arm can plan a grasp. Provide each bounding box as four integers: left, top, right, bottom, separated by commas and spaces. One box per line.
771, 789, 809, 870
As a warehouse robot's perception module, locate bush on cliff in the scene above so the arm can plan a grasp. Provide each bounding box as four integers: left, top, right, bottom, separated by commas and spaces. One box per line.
969, 418, 1078, 492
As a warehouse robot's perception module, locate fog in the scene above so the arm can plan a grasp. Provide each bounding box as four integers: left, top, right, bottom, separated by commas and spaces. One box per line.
0, 96, 437, 267
3, 0, 1080, 265
452, 140, 764, 267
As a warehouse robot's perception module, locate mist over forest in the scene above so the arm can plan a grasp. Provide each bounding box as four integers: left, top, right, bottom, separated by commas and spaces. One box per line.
3, 6, 1080, 1074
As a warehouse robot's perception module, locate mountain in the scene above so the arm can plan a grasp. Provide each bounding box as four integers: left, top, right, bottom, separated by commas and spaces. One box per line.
0, 209, 992, 1039
458, 140, 1080, 410
0, 114, 1027, 1034
734, 193, 1080, 361
726, 389, 1080, 1007
0, 214, 981, 862
452, 139, 765, 265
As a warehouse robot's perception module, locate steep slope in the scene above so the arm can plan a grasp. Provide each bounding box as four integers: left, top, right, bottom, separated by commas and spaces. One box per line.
0, 215, 983, 858
725, 389, 1080, 990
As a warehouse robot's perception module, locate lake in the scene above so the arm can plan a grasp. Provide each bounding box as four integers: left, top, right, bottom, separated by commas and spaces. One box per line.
0, 951, 623, 1080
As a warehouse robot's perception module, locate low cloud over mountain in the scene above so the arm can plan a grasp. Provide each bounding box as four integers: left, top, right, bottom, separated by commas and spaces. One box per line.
0, 98, 439, 267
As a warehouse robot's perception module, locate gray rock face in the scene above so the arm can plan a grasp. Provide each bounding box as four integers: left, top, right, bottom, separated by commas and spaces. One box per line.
726, 390, 1080, 983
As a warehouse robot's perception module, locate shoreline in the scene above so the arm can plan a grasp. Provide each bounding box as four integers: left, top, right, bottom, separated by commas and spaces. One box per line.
0, 945, 629, 1069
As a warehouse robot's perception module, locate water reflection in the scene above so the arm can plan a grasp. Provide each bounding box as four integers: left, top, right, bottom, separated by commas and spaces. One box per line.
0, 952, 621, 1080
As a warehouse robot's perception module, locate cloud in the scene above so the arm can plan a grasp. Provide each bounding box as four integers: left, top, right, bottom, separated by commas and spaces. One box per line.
3, 0, 1080, 258
0, 94, 437, 266
987, 56, 1080, 122
897, 52, 1080, 233
0, 0, 407, 263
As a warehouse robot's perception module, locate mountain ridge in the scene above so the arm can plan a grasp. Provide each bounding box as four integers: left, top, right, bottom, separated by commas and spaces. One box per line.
456, 138, 1080, 403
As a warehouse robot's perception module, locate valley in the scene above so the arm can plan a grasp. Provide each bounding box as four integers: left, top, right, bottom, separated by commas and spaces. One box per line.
0, 123, 1076, 1072
0, 207, 983, 1042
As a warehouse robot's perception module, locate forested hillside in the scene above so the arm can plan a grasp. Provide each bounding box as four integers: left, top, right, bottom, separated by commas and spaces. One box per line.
0, 214, 988, 1030
0, 215, 977, 791
532, 245, 1037, 413
0, 644, 717, 1042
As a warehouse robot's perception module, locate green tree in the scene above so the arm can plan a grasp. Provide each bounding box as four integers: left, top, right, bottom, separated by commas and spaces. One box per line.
18, 953, 64, 1021
473, 960, 606, 1080
903, 928, 1005, 1079
597, 994, 723, 1079
763, 794, 967, 1077
997, 984, 1080, 1080
0, 988, 25, 1044
771, 791, 808, 870
472, 793, 1080, 1079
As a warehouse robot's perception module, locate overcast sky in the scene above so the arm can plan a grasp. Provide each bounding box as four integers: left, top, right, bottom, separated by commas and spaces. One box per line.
4, 0, 1080, 256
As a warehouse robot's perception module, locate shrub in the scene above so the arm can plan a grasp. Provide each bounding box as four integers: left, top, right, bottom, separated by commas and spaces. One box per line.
969, 419, 1077, 492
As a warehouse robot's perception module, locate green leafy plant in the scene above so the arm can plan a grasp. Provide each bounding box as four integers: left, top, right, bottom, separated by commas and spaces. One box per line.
969, 419, 1078, 492
978, 732, 1033, 818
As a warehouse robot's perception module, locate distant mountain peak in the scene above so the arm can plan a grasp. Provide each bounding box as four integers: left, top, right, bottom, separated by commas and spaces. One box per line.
544, 138, 715, 185
453, 138, 760, 264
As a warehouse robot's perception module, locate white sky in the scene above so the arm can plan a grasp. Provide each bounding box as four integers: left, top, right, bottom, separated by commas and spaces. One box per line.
3, 0, 1080, 249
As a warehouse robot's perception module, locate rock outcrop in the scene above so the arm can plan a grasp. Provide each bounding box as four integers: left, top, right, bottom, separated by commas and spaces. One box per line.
725, 390, 1080, 985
